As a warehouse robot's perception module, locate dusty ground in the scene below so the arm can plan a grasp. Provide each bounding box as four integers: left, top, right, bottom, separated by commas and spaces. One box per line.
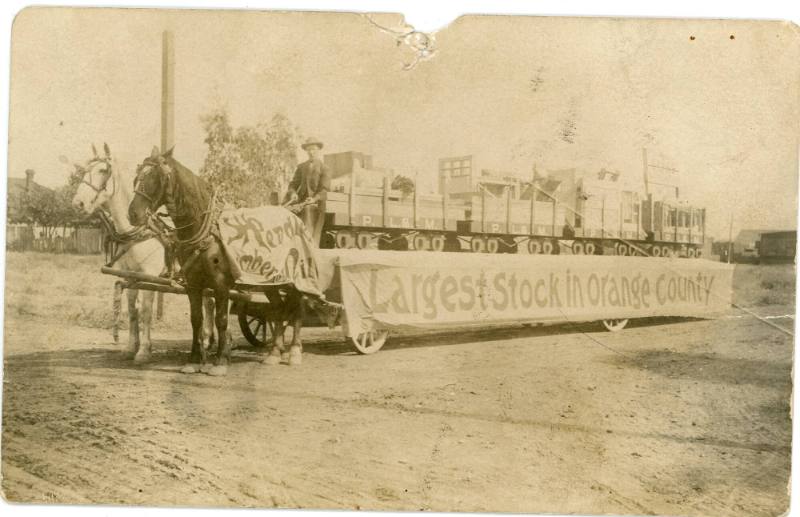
1, 253, 795, 516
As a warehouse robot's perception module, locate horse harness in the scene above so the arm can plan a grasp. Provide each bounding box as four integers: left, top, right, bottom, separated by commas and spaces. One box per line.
80, 157, 164, 267
80, 156, 115, 207
134, 157, 220, 278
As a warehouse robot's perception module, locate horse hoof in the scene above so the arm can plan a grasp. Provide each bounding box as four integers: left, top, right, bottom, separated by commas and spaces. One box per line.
207, 365, 228, 377
180, 364, 201, 374
262, 354, 281, 365
133, 352, 151, 364
281, 353, 290, 363
289, 351, 302, 366
199, 363, 214, 374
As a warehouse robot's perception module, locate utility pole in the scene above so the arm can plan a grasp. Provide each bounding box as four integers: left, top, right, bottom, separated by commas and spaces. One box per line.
161, 30, 175, 154
156, 30, 175, 320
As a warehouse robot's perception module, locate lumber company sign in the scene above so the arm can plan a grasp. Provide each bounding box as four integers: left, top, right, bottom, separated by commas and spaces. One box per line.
218, 206, 327, 296
335, 251, 734, 335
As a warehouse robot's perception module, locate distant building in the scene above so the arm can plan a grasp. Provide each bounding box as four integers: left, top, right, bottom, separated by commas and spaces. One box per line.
731, 228, 794, 263
6, 169, 102, 254
759, 231, 796, 264
6, 169, 52, 223
6, 170, 52, 251
325, 151, 394, 191
438, 155, 521, 200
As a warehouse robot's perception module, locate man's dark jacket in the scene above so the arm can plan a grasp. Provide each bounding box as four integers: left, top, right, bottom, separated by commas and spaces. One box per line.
287, 159, 331, 201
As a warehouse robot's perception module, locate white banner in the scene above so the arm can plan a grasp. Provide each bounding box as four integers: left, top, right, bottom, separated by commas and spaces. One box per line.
335, 251, 734, 337
218, 206, 331, 296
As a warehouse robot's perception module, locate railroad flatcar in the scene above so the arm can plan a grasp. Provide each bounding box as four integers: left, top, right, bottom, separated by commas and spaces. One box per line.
315, 151, 706, 258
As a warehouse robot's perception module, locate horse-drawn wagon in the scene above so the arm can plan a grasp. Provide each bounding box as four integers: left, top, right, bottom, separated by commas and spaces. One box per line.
99, 263, 389, 355
75, 145, 734, 376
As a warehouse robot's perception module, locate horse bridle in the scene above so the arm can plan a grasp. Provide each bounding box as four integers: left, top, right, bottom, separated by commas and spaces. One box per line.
132, 159, 189, 240
133, 158, 171, 210
81, 157, 116, 207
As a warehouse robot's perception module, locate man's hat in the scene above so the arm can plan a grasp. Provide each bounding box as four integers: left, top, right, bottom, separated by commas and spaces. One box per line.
301, 137, 324, 150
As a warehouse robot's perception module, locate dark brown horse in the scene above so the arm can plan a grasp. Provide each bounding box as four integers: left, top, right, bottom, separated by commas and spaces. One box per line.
128, 147, 235, 376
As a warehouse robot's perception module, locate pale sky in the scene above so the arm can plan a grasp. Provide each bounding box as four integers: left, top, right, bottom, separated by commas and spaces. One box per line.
7, 8, 800, 238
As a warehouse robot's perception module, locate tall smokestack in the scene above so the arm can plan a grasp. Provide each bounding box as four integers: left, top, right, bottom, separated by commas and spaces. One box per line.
24, 169, 34, 191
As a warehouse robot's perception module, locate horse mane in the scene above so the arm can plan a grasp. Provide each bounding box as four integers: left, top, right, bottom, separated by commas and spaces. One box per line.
114, 160, 137, 203
165, 156, 212, 222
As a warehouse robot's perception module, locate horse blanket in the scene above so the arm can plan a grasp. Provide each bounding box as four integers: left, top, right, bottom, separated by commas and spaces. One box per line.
218, 206, 333, 297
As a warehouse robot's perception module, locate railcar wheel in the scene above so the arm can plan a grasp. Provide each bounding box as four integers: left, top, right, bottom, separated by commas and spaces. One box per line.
350, 328, 389, 354
542, 240, 555, 255
602, 318, 629, 332
431, 234, 446, 252
470, 237, 487, 253
528, 239, 542, 254
661, 246, 672, 257
584, 242, 597, 255
356, 232, 373, 249
573, 241, 585, 255
412, 234, 431, 251
335, 230, 356, 249
238, 308, 274, 348
616, 243, 628, 256
487, 237, 500, 254
687, 248, 696, 258
652, 245, 662, 257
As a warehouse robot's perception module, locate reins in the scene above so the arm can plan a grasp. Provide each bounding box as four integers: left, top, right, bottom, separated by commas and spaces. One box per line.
135, 158, 219, 275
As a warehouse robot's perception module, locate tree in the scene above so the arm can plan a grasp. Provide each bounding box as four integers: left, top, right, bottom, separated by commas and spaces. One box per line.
16, 185, 83, 238
391, 175, 415, 197
199, 107, 302, 208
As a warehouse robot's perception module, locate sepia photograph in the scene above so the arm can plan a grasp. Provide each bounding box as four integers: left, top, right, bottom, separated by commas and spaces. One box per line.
1, 5, 798, 516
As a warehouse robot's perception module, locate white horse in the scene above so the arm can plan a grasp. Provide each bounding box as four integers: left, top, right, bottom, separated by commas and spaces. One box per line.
72, 143, 218, 363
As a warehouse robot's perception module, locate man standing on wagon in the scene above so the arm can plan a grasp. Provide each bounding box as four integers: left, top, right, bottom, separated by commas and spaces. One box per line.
283, 136, 331, 245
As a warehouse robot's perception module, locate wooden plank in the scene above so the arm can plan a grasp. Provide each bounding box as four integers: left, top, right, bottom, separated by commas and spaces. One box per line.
102, 266, 175, 286
441, 174, 449, 231
413, 172, 419, 229
637, 196, 642, 239
481, 187, 486, 233
126, 282, 253, 303
349, 167, 357, 225
600, 195, 606, 239
529, 175, 536, 236
505, 186, 512, 234
382, 175, 389, 227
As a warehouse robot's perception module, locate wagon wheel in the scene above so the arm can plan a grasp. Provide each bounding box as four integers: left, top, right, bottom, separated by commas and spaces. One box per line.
238, 307, 274, 348
350, 328, 389, 355
602, 319, 629, 332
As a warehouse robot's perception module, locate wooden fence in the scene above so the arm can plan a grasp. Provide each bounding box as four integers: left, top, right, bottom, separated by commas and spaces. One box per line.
6, 225, 104, 254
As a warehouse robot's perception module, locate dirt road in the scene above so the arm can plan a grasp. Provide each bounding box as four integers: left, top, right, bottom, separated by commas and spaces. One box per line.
1, 304, 793, 515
